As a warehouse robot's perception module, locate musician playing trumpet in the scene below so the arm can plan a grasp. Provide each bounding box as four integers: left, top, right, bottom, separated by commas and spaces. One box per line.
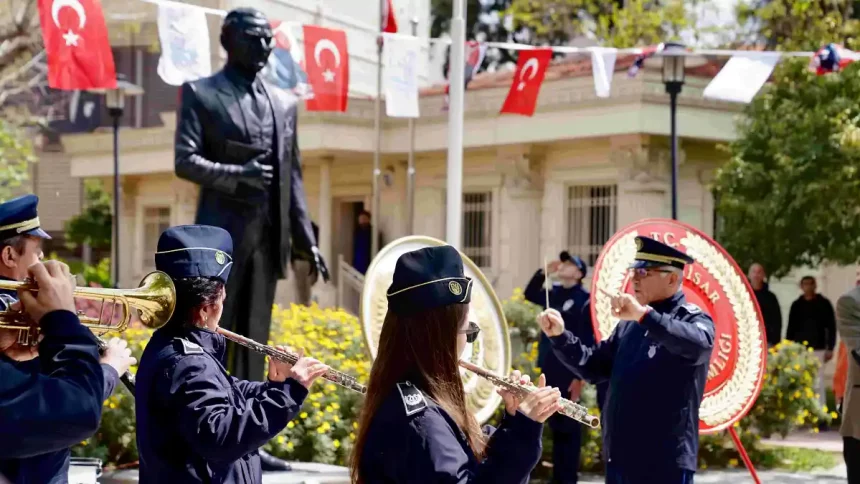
538, 236, 715, 484
135, 225, 329, 484
350, 245, 563, 484
0, 194, 135, 483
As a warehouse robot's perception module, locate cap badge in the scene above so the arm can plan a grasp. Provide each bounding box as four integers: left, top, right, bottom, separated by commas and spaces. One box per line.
448, 280, 463, 296
215, 251, 226, 265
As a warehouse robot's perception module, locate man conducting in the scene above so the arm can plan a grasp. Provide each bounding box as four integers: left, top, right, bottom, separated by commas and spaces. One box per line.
538, 236, 715, 483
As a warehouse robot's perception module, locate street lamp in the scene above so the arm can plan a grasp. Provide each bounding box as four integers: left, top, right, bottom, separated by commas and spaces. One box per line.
87, 74, 144, 287
661, 42, 686, 221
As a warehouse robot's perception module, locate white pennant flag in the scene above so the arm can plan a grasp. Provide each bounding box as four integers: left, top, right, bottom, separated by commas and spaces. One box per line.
703, 53, 781, 104
383, 33, 421, 118
157, 4, 212, 86
591, 47, 617, 98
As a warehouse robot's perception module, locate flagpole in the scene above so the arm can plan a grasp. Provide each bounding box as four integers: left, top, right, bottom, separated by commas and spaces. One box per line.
371, 0, 383, 258
446, 0, 466, 248
406, 10, 418, 235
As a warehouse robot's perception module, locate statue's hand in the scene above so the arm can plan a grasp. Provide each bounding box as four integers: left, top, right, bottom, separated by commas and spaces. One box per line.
240, 152, 274, 190
310, 247, 330, 284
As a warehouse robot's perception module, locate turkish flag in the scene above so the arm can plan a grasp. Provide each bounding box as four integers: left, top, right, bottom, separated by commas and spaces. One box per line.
500, 49, 552, 117
303, 25, 349, 112
381, 0, 398, 34
38, 0, 117, 90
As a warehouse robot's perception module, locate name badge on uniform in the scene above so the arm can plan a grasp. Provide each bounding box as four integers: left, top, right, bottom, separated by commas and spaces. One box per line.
562, 299, 575, 312
648, 344, 658, 359
396, 381, 427, 416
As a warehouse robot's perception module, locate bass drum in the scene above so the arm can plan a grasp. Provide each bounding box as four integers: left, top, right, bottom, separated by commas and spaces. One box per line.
360, 235, 511, 424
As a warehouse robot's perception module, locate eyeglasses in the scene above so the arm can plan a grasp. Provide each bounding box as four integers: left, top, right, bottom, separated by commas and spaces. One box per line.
460, 321, 481, 344
630, 268, 675, 278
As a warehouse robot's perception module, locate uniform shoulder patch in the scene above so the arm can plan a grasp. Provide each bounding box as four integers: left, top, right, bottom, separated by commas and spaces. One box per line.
396, 381, 427, 417
174, 338, 204, 355
682, 303, 702, 315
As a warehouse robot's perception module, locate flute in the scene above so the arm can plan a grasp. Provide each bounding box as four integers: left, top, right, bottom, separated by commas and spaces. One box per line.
459, 359, 600, 429
216, 327, 367, 394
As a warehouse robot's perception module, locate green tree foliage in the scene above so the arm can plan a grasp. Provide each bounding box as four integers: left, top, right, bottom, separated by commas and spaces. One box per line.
713, 60, 860, 277
735, 0, 860, 51
0, 121, 34, 201
64, 181, 112, 251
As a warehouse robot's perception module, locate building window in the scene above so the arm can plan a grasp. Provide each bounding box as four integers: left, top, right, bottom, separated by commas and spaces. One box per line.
142, 206, 171, 271
462, 191, 493, 269
566, 185, 618, 265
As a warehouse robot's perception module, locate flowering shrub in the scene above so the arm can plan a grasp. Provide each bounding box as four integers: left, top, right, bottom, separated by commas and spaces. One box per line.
746, 340, 834, 438
262, 303, 369, 465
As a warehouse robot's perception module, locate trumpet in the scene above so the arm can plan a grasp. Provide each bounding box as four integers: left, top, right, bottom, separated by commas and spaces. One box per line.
458, 359, 601, 429
216, 327, 368, 394
0, 271, 176, 346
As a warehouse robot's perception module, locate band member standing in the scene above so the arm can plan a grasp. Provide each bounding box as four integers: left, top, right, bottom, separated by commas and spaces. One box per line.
0, 261, 104, 460
0, 195, 134, 483
350, 245, 563, 484
836, 282, 860, 482
538, 237, 715, 483
174, 7, 329, 382
135, 225, 329, 483
523, 251, 589, 484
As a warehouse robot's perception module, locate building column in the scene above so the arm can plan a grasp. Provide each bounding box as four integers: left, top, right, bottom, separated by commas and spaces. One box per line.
496, 145, 543, 299
319, 157, 333, 268
611, 135, 676, 226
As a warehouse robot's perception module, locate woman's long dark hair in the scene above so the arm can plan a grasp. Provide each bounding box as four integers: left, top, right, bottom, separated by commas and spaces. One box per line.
349, 303, 484, 483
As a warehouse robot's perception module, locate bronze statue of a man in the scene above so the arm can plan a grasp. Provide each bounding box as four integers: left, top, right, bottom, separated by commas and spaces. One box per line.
174, 8, 329, 381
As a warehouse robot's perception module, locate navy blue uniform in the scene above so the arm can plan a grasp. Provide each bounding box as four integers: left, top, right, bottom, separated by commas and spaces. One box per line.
359, 380, 544, 483
135, 323, 308, 484
524, 269, 589, 483
551, 291, 714, 482
0, 286, 119, 484
0, 311, 104, 462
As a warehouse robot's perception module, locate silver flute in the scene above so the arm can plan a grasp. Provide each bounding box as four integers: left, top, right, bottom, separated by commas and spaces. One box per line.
459, 360, 600, 429
216, 327, 367, 394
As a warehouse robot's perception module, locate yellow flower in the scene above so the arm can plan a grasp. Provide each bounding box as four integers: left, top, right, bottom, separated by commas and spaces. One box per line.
333, 439, 341, 449
728, 458, 739, 467
286, 441, 294, 451
831, 412, 839, 419
277, 435, 286, 444
287, 422, 295, 429
299, 412, 308, 419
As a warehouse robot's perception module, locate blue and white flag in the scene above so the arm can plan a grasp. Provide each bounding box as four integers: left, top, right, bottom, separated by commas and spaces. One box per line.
156, 4, 211, 86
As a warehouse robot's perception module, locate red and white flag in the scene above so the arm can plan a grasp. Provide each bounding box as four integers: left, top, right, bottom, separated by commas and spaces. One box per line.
303, 25, 349, 112
381, 0, 398, 33
38, 0, 117, 90
500, 48, 552, 117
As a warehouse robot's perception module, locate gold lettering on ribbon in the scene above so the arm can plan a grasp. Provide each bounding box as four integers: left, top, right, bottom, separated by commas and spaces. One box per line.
707, 333, 733, 379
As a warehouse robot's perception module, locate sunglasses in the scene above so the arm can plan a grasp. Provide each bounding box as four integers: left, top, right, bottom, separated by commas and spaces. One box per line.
460, 321, 481, 344
630, 268, 675, 278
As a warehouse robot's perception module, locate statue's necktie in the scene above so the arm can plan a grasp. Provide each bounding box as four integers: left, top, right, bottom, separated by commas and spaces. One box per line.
250, 80, 267, 120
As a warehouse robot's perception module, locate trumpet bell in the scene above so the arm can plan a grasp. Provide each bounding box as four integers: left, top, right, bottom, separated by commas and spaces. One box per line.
0, 270, 176, 345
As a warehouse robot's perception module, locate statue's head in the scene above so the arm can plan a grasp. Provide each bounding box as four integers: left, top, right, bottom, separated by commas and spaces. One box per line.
220, 8, 274, 75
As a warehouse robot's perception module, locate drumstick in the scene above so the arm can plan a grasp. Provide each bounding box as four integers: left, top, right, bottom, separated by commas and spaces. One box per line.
544, 257, 550, 309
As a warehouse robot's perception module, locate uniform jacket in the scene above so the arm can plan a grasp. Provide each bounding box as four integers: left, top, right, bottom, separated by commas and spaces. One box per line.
174, 67, 316, 279
550, 291, 715, 475
0, 287, 119, 484
135, 322, 308, 484
0, 311, 104, 460
523, 269, 591, 388
836, 286, 860, 440
359, 381, 544, 483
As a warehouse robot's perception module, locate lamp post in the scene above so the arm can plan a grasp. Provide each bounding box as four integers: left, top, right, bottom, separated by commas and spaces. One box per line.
88, 74, 144, 287
661, 42, 686, 221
